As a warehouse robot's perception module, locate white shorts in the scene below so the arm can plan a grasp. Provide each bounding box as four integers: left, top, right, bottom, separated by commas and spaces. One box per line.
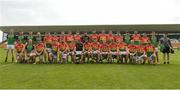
137, 54, 147, 61
120, 51, 127, 55
46, 48, 52, 53
92, 51, 99, 54
62, 53, 68, 59
29, 52, 36, 56
6, 45, 14, 49
101, 52, 108, 54
111, 52, 118, 55
76, 51, 82, 55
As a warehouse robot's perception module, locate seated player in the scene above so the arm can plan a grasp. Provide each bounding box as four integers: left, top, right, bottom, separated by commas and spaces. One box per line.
109, 40, 119, 63
83, 41, 92, 63
136, 43, 147, 64
43, 32, 52, 61
58, 41, 69, 64
14, 40, 25, 63
75, 41, 84, 64
128, 41, 137, 64
118, 41, 128, 64
25, 40, 36, 63
68, 42, 76, 63
34, 41, 45, 64
145, 43, 156, 64
49, 40, 59, 63
99, 42, 110, 63
91, 41, 100, 63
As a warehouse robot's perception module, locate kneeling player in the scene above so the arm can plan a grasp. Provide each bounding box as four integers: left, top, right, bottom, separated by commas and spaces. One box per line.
75, 41, 83, 64
34, 42, 45, 64
136, 44, 147, 64
25, 40, 36, 63
100, 42, 110, 63
14, 41, 25, 63
109, 41, 119, 63
145, 43, 156, 64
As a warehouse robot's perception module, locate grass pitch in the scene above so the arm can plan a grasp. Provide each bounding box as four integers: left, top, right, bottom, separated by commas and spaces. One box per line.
0, 48, 180, 89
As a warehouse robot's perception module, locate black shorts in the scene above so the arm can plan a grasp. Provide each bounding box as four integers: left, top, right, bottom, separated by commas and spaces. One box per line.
162, 46, 170, 53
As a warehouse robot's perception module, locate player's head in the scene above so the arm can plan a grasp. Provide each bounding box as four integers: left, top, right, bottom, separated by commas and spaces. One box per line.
152, 31, 156, 35
46, 32, 51, 36
37, 32, 41, 36
61, 31, 65, 35
117, 31, 121, 35
54, 32, 58, 36
19, 32, 23, 35
163, 32, 168, 37
68, 31, 72, 35
101, 30, 105, 34
142, 33, 147, 37
76, 31, 80, 35
9, 29, 14, 34
126, 31, 129, 35
92, 30, 96, 34
134, 31, 138, 34
28, 39, 33, 45
84, 32, 87, 35
109, 30, 112, 34
29, 32, 33, 35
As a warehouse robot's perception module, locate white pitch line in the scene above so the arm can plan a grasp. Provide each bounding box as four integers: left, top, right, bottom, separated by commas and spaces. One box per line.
0, 64, 12, 69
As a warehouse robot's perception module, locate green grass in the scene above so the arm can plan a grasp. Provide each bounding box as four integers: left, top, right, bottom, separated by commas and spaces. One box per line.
0, 48, 180, 89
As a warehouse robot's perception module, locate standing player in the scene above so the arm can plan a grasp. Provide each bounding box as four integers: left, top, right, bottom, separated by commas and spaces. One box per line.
145, 43, 156, 64
66, 31, 74, 43
52, 32, 59, 42
131, 31, 141, 45
99, 30, 108, 43
34, 41, 45, 64
81, 32, 90, 43
35, 32, 42, 44
27, 32, 34, 41
124, 31, 131, 45
74, 31, 81, 42
18, 32, 25, 44
107, 30, 114, 43
59, 31, 66, 42
118, 41, 128, 64
5, 30, 15, 63
114, 32, 123, 43
99, 42, 110, 63
90, 31, 99, 42
14, 41, 25, 63
151, 31, 159, 64
141, 33, 150, 46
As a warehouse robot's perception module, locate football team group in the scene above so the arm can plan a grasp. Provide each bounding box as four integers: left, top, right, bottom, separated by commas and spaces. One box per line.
4, 30, 172, 64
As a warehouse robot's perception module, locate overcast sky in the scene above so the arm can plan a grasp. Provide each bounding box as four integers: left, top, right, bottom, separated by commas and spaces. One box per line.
0, 0, 180, 42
